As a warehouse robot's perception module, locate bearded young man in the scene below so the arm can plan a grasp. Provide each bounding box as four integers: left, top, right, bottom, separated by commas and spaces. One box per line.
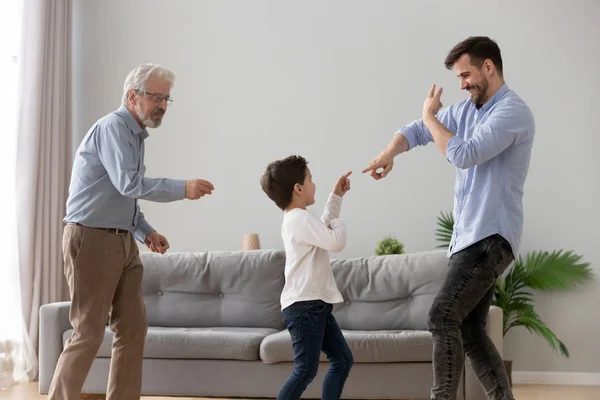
363, 36, 535, 400
51, 64, 214, 400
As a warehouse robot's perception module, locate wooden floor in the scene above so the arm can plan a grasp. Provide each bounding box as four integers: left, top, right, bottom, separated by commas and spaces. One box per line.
2, 382, 600, 400
0, 383, 600, 400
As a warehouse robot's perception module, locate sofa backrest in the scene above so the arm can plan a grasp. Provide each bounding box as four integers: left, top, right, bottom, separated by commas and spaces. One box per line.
140, 248, 449, 331
331, 250, 448, 330
140, 250, 286, 330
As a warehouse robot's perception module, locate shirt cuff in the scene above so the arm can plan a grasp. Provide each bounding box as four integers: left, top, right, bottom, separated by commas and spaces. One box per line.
171, 179, 187, 200
328, 193, 343, 202
445, 135, 464, 163
395, 129, 415, 151
133, 220, 154, 243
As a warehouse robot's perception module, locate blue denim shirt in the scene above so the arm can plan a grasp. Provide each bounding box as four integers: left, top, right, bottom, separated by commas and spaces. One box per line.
398, 84, 535, 257
64, 106, 186, 242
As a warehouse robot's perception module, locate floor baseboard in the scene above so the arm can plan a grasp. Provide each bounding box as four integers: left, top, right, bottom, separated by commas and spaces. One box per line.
513, 371, 600, 386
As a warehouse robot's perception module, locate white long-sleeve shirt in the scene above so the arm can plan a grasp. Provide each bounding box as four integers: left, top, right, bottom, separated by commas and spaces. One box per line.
280, 193, 346, 310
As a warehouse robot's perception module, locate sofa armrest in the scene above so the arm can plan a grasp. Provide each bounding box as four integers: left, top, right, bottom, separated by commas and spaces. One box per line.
464, 305, 504, 400
485, 305, 504, 356
39, 301, 72, 394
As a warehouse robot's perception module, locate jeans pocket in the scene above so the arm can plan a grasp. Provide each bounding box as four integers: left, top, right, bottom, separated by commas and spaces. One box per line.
307, 300, 328, 314
493, 239, 515, 278
283, 314, 304, 344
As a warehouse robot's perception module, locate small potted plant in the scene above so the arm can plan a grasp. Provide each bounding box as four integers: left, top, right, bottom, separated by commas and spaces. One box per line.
375, 236, 405, 255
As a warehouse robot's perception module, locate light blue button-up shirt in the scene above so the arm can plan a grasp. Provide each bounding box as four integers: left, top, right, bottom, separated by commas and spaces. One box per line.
64, 106, 186, 242
398, 83, 535, 257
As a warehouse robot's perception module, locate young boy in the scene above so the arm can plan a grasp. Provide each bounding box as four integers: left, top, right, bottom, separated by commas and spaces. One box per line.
260, 155, 354, 400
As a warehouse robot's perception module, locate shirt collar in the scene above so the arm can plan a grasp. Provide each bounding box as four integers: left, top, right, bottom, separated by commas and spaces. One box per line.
478, 82, 509, 113
115, 105, 149, 139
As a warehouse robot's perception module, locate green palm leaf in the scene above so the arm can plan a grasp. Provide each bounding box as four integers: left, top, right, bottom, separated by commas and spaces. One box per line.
504, 305, 569, 357
517, 250, 593, 291
435, 211, 454, 248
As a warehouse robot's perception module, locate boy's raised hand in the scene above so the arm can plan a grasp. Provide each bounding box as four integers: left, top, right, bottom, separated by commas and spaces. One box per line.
333, 171, 352, 197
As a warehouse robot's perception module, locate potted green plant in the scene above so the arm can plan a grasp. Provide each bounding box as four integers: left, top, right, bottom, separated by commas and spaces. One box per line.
435, 211, 593, 384
375, 236, 405, 255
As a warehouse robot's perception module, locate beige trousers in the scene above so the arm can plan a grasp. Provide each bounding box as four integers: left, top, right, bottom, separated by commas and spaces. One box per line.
48, 223, 147, 400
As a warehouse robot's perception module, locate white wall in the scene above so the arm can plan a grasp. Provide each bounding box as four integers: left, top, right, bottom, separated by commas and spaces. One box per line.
72, 0, 600, 375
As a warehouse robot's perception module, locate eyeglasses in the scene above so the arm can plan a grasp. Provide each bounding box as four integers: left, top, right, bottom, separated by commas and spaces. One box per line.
137, 90, 173, 105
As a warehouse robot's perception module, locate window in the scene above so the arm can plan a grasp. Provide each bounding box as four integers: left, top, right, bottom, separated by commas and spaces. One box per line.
0, 0, 22, 345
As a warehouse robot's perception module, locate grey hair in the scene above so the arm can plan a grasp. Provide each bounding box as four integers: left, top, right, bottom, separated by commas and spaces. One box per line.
122, 63, 175, 106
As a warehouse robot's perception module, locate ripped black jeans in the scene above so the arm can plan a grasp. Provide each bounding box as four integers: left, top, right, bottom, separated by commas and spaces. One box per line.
428, 234, 515, 400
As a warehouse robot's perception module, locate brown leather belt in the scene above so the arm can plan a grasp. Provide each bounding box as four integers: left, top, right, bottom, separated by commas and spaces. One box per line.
67, 222, 129, 236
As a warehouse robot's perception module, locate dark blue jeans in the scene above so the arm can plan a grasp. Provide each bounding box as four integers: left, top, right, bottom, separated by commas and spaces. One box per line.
277, 300, 354, 400
428, 234, 515, 400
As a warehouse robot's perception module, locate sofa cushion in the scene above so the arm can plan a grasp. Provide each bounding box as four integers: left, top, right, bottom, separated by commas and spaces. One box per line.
140, 250, 286, 330
330, 250, 449, 331
63, 326, 279, 361
260, 329, 433, 364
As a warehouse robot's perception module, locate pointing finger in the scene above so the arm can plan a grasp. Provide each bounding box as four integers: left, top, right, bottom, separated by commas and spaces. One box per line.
362, 165, 376, 173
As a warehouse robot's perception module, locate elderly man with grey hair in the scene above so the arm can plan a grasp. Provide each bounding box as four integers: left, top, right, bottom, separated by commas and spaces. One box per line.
49, 64, 213, 400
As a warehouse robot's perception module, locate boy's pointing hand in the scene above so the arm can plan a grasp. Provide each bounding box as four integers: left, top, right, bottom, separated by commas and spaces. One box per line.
333, 171, 352, 197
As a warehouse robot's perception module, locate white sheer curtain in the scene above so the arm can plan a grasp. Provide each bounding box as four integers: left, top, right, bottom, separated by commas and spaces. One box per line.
0, 0, 37, 390
0, 0, 72, 388
16, 0, 72, 369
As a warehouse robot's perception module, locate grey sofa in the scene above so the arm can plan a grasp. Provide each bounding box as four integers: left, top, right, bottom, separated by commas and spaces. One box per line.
39, 249, 503, 399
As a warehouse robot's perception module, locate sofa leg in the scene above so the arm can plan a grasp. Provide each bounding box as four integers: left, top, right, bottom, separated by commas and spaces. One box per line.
503, 360, 513, 387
